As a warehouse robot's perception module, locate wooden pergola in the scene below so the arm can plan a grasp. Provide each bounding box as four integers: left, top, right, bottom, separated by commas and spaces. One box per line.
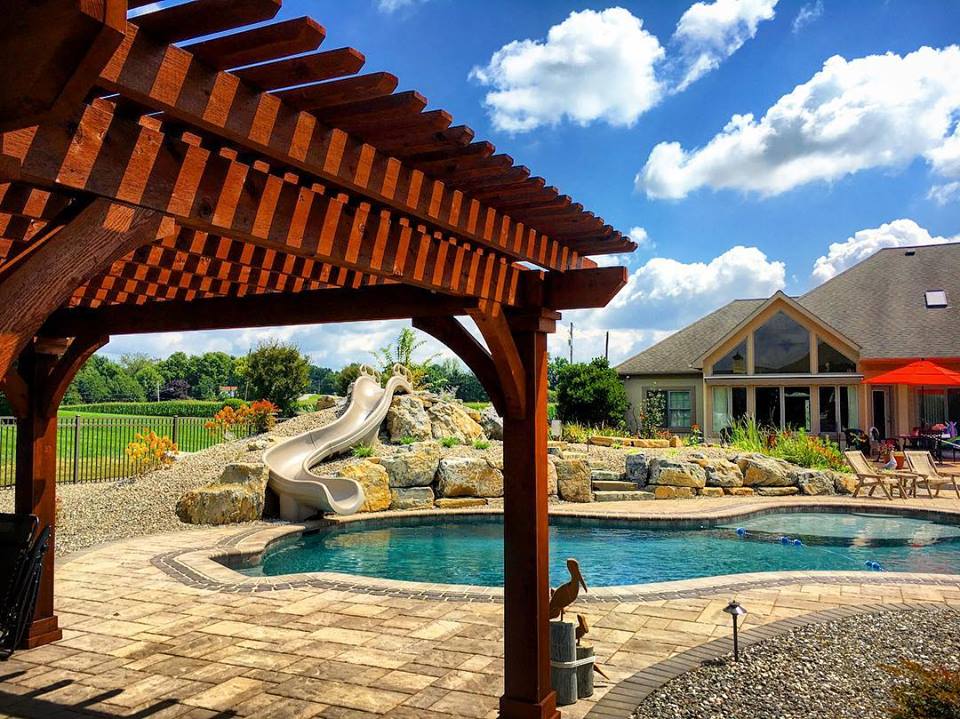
0, 3, 633, 717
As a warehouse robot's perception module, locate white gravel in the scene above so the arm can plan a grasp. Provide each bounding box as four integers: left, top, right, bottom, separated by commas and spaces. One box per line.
633, 607, 960, 719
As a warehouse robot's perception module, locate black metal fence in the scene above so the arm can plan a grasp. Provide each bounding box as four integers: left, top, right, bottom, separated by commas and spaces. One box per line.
0, 415, 258, 487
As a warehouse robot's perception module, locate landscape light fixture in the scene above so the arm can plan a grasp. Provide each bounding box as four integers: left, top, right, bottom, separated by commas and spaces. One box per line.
722, 600, 748, 661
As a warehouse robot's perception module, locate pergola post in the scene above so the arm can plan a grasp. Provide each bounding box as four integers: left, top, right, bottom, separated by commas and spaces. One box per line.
8, 335, 106, 649
499, 311, 559, 719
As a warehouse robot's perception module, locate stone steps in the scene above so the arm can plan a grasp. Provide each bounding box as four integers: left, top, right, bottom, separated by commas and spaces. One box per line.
591, 480, 638, 492
592, 490, 655, 502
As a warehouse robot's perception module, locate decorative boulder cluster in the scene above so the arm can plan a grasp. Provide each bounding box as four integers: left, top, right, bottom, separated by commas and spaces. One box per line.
176, 462, 268, 525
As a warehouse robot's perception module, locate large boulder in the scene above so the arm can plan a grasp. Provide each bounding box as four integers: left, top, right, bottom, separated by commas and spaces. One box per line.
385, 395, 432, 442
555, 459, 592, 502
736, 454, 796, 487
625, 453, 649, 487
380, 441, 441, 487
314, 394, 338, 410
390, 487, 435, 510
547, 457, 558, 496
337, 461, 391, 512
654, 486, 695, 499
794, 470, 837, 496
647, 458, 706, 488
428, 402, 485, 443
689, 457, 744, 488
176, 463, 267, 525
834, 472, 858, 495
437, 457, 504, 497
480, 406, 504, 440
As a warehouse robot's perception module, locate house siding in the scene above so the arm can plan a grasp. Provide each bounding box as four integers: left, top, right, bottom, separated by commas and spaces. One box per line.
622, 374, 703, 434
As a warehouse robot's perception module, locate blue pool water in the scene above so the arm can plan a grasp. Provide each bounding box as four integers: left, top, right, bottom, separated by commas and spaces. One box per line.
243, 512, 960, 587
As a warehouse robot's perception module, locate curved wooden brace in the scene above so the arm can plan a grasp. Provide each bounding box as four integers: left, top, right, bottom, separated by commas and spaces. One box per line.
0, 197, 172, 379
42, 334, 109, 411
468, 302, 526, 420
412, 316, 507, 417
0, 369, 28, 418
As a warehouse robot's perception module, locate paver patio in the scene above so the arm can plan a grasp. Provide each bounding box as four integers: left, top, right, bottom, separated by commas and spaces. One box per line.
4, 495, 960, 719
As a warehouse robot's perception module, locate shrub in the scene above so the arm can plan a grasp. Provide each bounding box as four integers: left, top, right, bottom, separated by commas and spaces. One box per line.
728, 417, 846, 472
399, 435, 416, 445
473, 440, 490, 450
246, 340, 310, 415
440, 436, 461, 448
633, 391, 666, 439
205, 399, 278, 436
352, 444, 374, 458
63, 400, 244, 417
247, 399, 278, 433
556, 358, 628, 428
885, 660, 960, 719
336, 363, 363, 395
560, 423, 590, 444
124, 429, 177, 476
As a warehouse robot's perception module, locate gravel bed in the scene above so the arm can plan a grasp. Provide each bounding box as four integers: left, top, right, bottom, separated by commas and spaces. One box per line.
632, 607, 960, 719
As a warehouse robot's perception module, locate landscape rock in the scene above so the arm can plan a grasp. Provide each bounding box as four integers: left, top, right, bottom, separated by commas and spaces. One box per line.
480, 406, 504, 440
648, 458, 707, 488
654, 486, 695, 499
435, 497, 488, 509
625, 453, 649, 487
314, 395, 338, 410
385, 395, 432, 442
690, 457, 744, 487
833, 473, 858, 495
794, 470, 837, 496
591, 469, 622, 482
547, 457, 558, 496
699, 487, 725, 498
464, 406, 483, 423
336, 461, 391, 512
390, 487, 434, 510
669, 436, 683, 448
380, 441, 441, 487
554, 459, 592, 502
437, 457, 504, 497
428, 402, 486, 443
176, 462, 267, 525
756, 486, 800, 496
736, 454, 797, 487
725, 487, 755, 496
246, 438, 274, 452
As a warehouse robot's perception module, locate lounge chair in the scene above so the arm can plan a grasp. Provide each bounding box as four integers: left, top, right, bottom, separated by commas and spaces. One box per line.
904, 451, 960, 499
0, 514, 50, 660
843, 451, 911, 499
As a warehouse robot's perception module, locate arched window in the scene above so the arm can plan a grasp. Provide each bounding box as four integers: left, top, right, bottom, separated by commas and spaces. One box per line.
754, 311, 810, 374
712, 340, 747, 375
817, 339, 856, 373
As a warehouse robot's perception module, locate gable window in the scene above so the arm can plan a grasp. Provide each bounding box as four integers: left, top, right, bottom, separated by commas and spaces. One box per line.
713, 340, 747, 375
754, 311, 810, 374
817, 339, 856, 373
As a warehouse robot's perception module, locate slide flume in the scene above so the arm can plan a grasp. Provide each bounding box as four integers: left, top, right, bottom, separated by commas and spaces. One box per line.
264, 366, 414, 520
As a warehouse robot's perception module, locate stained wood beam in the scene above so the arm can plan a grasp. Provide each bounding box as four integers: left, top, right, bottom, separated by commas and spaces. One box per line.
0, 184, 73, 220
95, 22, 595, 271
43, 285, 477, 337
131, 0, 282, 44
4, 100, 525, 306
468, 302, 526, 418
1, 0, 125, 132
235, 48, 367, 91
184, 17, 327, 70
520, 266, 628, 311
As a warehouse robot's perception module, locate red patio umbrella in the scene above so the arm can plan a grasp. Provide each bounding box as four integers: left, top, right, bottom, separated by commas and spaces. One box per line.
864, 359, 960, 387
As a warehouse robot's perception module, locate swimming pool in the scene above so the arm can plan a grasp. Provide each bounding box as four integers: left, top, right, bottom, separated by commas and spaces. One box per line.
240, 511, 960, 587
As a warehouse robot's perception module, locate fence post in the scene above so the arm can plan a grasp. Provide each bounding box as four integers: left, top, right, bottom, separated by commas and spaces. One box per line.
172, 416, 179, 447
72, 414, 80, 483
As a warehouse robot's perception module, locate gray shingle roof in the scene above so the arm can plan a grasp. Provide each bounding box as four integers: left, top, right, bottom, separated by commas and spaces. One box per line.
616, 243, 960, 375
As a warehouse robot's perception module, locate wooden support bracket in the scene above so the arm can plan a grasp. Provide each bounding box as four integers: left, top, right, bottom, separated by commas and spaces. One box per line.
468, 302, 527, 420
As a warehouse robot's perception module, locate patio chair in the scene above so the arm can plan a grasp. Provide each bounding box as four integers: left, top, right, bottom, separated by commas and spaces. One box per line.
904, 451, 960, 499
0, 514, 50, 660
843, 451, 911, 499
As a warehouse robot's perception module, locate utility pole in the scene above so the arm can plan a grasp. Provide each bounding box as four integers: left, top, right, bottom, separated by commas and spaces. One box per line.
605, 331, 609, 362
156, 379, 161, 402
568, 323, 574, 363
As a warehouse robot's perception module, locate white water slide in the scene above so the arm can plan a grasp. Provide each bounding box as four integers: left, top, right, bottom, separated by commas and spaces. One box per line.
264, 365, 413, 519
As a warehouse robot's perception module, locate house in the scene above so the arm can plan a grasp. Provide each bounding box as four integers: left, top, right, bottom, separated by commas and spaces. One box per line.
616, 243, 960, 440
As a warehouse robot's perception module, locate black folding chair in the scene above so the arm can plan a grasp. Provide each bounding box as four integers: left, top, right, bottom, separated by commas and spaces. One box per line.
0, 513, 50, 660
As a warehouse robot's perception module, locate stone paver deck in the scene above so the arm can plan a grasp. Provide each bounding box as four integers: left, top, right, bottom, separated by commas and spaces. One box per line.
4, 495, 960, 719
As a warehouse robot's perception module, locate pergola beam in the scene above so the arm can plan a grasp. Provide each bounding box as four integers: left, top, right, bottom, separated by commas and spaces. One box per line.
42, 285, 477, 337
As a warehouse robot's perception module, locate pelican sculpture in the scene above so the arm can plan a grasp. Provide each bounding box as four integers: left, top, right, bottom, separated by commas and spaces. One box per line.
549, 558, 588, 621
575, 614, 589, 645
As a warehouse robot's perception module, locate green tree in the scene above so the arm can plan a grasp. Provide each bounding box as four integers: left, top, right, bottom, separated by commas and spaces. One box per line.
119, 353, 156, 377
246, 340, 310, 414
133, 365, 164, 401
371, 327, 435, 387
335, 363, 362, 395
424, 358, 488, 402
548, 355, 569, 390
556, 357, 628, 428
158, 352, 191, 384
309, 365, 337, 394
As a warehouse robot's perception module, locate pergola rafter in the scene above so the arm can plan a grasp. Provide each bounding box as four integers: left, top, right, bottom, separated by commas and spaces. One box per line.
0, 4, 635, 718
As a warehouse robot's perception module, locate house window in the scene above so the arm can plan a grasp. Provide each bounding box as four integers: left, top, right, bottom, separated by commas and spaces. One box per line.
756, 387, 781, 429
754, 311, 811, 374
713, 340, 747, 375
713, 386, 747, 432
649, 389, 693, 429
784, 387, 811, 431
820, 387, 838, 433
925, 290, 948, 308
817, 340, 856, 373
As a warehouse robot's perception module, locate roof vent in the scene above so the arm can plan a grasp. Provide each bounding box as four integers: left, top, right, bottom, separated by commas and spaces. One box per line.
925, 290, 948, 308
905, 249, 916, 256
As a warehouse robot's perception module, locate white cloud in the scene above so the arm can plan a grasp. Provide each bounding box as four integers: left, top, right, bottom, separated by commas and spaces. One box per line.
672, 0, 778, 91
638, 46, 960, 199
376, 0, 426, 12
628, 226, 654, 249
928, 181, 960, 205
811, 218, 960, 282
792, 0, 823, 33
469, 8, 665, 132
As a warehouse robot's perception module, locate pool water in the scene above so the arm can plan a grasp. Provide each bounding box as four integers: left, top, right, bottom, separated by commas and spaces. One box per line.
243, 512, 960, 587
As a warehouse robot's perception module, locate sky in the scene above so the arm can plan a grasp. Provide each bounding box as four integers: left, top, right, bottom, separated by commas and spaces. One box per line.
109, 0, 960, 369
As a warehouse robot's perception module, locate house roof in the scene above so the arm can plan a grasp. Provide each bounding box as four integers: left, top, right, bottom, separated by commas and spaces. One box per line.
616, 243, 960, 376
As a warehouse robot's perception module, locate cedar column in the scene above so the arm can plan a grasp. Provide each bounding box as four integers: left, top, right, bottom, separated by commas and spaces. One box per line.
499, 312, 559, 719
13, 347, 62, 648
